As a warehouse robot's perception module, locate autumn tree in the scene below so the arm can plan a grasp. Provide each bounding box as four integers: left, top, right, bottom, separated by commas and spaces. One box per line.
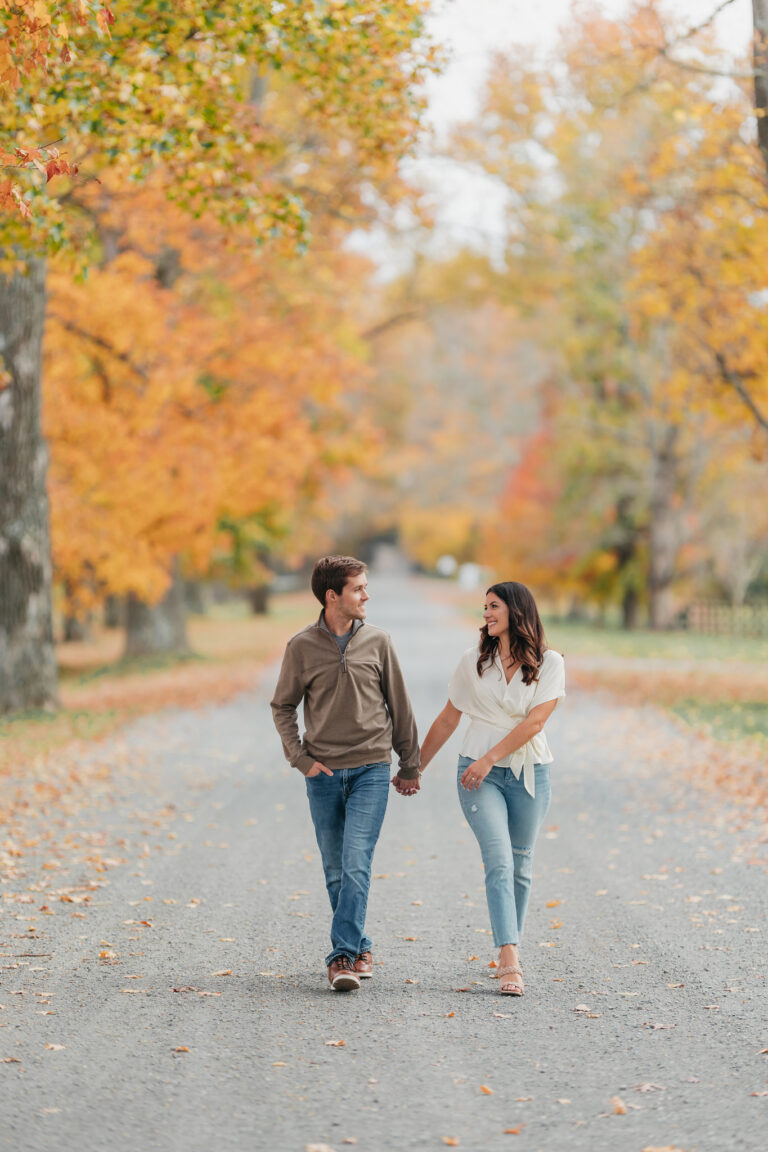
43, 196, 379, 652
0, 3, 110, 215
0, 2, 435, 702
447, 1, 768, 626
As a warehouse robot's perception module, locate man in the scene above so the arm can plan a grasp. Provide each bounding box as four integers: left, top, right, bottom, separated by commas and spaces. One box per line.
271, 555, 420, 991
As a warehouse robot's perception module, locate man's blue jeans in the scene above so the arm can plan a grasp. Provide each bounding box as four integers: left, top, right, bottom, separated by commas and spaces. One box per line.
305, 761, 390, 966
457, 756, 551, 947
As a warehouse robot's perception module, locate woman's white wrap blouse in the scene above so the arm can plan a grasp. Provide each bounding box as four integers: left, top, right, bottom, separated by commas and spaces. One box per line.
448, 647, 566, 798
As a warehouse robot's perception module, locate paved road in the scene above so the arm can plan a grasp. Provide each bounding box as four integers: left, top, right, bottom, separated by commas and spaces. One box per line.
1, 576, 766, 1152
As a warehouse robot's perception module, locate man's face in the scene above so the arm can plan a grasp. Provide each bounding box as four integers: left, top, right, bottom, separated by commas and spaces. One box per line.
332, 572, 369, 619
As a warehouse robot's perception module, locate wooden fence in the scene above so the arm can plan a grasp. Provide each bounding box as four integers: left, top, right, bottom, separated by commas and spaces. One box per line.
686, 601, 768, 637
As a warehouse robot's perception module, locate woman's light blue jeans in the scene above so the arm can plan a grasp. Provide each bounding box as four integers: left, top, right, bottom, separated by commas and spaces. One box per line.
305, 761, 390, 966
457, 756, 551, 947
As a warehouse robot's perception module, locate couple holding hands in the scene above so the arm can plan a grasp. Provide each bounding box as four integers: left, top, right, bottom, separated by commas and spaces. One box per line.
271, 555, 565, 996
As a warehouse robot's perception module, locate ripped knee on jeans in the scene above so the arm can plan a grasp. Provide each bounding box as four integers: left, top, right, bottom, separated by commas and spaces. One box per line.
512, 845, 533, 879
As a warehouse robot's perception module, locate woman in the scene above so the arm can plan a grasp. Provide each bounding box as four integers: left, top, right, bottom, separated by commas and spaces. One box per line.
419, 581, 565, 996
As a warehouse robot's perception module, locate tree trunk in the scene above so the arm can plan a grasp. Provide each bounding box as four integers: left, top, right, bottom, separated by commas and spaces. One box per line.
648, 424, 681, 630
753, 0, 768, 175
613, 494, 642, 631
62, 577, 93, 641
621, 586, 640, 631
123, 558, 189, 658
0, 261, 58, 713
63, 613, 92, 642
184, 579, 206, 615
104, 594, 124, 629
247, 584, 270, 615
120, 245, 190, 661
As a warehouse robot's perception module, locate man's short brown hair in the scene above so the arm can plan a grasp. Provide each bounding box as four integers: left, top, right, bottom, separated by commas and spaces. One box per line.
311, 555, 367, 607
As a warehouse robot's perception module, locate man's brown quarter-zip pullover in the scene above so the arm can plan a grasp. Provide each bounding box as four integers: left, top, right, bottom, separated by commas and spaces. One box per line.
270, 613, 420, 779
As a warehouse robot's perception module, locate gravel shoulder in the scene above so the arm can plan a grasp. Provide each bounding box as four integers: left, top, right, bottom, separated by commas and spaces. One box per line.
1, 577, 766, 1152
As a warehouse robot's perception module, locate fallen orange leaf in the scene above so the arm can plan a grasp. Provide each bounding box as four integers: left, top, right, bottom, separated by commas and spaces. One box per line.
611, 1095, 627, 1115
173, 1046, 189, 1053
442, 1140, 459, 1147
545, 899, 561, 908
480, 1085, 493, 1095
325, 1039, 345, 1047
503, 1127, 523, 1135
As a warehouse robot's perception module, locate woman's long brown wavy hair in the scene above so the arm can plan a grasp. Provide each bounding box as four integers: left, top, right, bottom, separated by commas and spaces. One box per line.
477, 581, 546, 686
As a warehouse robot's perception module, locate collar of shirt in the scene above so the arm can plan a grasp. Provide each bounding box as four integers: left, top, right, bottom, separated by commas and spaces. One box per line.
318, 612, 364, 640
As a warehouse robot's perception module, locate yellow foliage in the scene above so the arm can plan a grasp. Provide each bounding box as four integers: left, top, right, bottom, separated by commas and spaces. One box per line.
399, 507, 479, 572
44, 182, 378, 606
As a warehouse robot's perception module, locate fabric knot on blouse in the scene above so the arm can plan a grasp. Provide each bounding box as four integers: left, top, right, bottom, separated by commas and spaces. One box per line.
447, 645, 566, 798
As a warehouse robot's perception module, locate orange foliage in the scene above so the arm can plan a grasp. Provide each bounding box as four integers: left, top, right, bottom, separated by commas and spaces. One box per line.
44, 184, 376, 607
483, 418, 573, 595
452, 1, 768, 614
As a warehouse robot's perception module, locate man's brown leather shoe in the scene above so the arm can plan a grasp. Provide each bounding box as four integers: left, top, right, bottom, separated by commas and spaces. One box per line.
328, 956, 360, 991
354, 951, 373, 979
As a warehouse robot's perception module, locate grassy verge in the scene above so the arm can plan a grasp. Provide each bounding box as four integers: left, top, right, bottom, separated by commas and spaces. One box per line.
668, 700, 768, 744
0, 591, 315, 774
543, 621, 768, 744
543, 617, 768, 664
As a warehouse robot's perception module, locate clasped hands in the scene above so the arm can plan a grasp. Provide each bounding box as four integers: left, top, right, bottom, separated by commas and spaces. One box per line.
391, 771, 420, 797
307, 760, 421, 798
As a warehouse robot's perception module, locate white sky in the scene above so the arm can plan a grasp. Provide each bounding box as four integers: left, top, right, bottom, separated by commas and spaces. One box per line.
352, 0, 755, 273
422, 0, 752, 132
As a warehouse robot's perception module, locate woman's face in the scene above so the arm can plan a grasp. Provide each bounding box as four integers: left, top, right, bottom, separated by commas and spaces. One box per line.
483, 592, 509, 639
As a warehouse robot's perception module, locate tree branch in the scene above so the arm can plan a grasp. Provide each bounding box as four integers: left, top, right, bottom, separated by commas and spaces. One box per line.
666, 0, 740, 48
713, 349, 768, 436
656, 50, 752, 80
48, 315, 149, 383
362, 309, 425, 342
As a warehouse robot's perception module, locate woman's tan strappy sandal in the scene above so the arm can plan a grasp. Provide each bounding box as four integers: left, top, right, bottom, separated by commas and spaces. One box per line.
497, 965, 524, 996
